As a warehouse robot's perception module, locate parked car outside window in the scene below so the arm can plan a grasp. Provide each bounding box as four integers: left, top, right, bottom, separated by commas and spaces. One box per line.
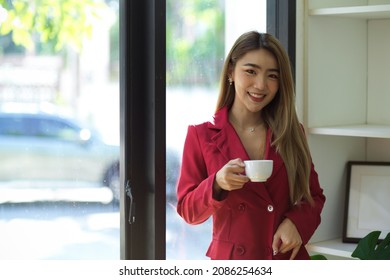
0, 110, 120, 202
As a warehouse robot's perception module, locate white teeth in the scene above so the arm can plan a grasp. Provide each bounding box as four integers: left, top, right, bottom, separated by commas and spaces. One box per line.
249, 92, 265, 98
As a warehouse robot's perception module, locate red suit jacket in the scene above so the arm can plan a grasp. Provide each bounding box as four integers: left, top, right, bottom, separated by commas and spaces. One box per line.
176, 106, 326, 260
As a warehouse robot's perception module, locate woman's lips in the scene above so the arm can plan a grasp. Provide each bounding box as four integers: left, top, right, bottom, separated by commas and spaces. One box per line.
248, 91, 265, 102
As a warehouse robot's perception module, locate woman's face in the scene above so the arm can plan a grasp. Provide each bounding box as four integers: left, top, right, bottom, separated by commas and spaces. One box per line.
231, 48, 279, 114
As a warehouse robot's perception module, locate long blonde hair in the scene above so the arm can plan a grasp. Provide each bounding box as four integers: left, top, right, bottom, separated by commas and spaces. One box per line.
216, 31, 314, 206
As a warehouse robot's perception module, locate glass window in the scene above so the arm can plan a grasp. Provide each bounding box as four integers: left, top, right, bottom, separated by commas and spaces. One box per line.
0, 0, 120, 259
1, 0, 270, 260
166, 0, 267, 260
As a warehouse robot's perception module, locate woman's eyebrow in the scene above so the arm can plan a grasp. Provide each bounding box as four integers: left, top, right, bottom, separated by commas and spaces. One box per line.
243, 63, 279, 72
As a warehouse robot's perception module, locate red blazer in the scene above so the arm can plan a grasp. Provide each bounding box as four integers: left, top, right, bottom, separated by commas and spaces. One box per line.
176, 106, 326, 260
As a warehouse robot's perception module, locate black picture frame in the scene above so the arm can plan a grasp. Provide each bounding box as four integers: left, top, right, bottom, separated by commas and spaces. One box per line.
343, 161, 390, 243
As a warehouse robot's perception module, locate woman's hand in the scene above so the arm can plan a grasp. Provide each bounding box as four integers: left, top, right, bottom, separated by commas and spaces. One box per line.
213, 158, 249, 195
272, 218, 303, 260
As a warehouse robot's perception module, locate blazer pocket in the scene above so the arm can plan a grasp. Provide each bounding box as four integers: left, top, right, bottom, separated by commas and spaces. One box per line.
206, 239, 234, 260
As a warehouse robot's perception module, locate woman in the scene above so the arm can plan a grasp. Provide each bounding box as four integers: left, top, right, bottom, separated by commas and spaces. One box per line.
176, 31, 326, 260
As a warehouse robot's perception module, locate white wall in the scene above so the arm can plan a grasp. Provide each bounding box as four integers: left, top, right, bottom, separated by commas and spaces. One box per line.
225, 0, 267, 55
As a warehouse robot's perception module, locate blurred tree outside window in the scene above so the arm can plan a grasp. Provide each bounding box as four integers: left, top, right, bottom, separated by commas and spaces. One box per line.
0, 0, 119, 141
0, 0, 108, 52
166, 0, 225, 86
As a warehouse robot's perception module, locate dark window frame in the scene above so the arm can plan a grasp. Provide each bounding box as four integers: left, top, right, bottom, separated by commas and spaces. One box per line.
120, 0, 166, 260
120, 0, 296, 260
267, 0, 296, 79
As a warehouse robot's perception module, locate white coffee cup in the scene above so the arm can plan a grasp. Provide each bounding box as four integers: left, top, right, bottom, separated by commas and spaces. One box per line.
244, 160, 273, 182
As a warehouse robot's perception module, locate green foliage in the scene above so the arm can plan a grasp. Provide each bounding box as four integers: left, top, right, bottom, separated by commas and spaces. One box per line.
0, 0, 109, 52
310, 254, 328, 260
166, 0, 225, 86
352, 231, 390, 260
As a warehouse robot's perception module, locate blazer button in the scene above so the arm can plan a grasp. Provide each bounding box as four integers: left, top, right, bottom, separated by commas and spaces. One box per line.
236, 245, 245, 256
267, 205, 274, 212
238, 203, 246, 212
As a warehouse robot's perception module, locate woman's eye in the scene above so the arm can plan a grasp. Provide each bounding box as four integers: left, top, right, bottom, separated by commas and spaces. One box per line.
269, 74, 279, 80
245, 69, 256, 75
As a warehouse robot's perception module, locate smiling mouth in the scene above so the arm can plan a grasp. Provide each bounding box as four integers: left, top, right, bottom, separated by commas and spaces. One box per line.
248, 92, 265, 101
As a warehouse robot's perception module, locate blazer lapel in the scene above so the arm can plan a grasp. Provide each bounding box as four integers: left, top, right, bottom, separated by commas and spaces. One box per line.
208, 107, 249, 162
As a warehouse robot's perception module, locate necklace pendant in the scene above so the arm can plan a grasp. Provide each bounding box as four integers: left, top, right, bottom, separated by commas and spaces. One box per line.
249, 127, 255, 132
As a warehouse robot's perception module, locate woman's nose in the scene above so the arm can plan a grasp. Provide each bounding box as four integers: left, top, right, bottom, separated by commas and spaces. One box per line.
254, 75, 266, 90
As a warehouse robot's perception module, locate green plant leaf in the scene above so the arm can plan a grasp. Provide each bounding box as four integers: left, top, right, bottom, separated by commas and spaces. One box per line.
352, 231, 390, 260
310, 254, 328, 260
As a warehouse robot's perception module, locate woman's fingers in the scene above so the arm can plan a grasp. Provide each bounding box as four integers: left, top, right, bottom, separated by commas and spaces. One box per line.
215, 158, 249, 191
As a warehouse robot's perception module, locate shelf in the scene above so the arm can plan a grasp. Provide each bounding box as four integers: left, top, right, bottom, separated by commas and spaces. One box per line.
308, 124, 390, 138
306, 238, 357, 259
309, 4, 390, 19
301, 1, 390, 259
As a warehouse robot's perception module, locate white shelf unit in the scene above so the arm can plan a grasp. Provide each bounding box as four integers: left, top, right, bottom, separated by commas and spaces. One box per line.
298, 1, 390, 259
308, 124, 390, 138
306, 3, 390, 137
306, 239, 357, 259
309, 4, 390, 18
